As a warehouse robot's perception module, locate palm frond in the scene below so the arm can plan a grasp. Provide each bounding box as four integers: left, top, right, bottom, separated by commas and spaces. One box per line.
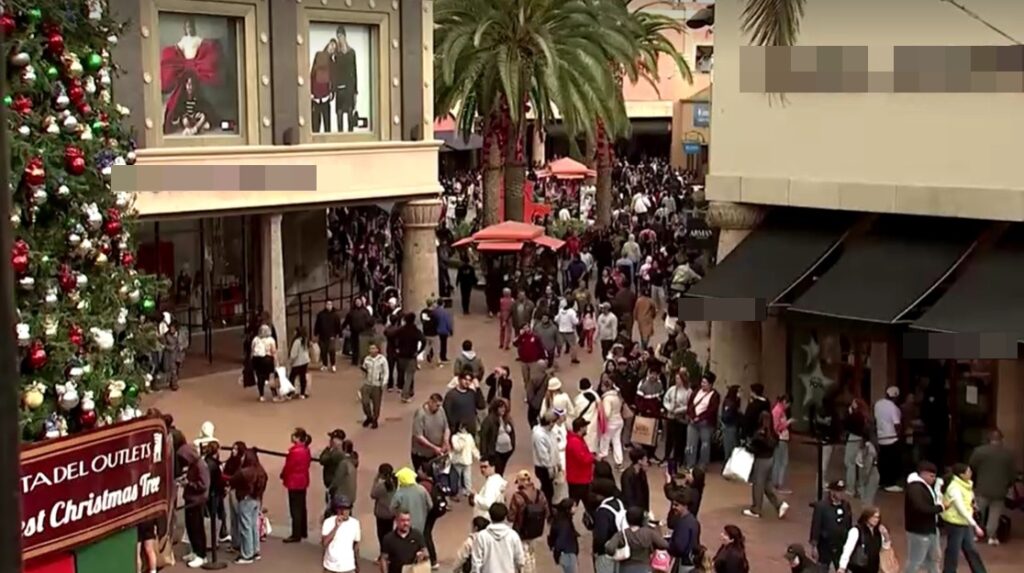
741, 0, 807, 47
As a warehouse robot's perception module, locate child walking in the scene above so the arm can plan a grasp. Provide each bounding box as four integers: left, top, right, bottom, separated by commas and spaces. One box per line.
449, 423, 479, 499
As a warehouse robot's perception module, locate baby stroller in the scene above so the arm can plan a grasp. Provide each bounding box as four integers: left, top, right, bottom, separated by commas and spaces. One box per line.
423, 454, 455, 499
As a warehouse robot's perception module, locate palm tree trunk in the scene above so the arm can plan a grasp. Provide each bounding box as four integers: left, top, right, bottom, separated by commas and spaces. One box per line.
595, 122, 613, 227
503, 119, 526, 222
482, 123, 502, 227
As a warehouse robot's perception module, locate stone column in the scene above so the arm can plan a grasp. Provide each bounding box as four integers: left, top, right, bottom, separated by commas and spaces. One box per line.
401, 199, 444, 310
260, 214, 287, 342
531, 121, 546, 167
706, 202, 766, 391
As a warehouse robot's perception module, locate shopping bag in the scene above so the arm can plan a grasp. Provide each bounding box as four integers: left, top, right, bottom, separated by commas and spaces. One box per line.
722, 447, 754, 483
880, 547, 899, 573
274, 366, 296, 396
401, 562, 432, 573
630, 416, 658, 447
258, 510, 272, 540
309, 341, 321, 365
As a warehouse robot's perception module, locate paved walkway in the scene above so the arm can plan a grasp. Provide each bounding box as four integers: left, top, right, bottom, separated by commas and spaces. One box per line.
150, 305, 1020, 572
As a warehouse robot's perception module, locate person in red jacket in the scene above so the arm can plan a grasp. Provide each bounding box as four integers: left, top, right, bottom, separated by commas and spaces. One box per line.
565, 417, 595, 506
514, 325, 545, 394
281, 427, 313, 542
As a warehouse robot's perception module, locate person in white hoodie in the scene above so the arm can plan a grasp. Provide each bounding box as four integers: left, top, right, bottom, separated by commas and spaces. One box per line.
450, 422, 481, 499
598, 381, 625, 468
573, 378, 601, 453
595, 304, 618, 359
472, 503, 525, 573
554, 299, 580, 364
470, 455, 508, 519
360, 343, 389, 429
531, 414, 559, 509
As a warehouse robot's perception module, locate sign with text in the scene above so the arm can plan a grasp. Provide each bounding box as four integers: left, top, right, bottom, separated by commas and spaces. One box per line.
683, 141, 703, 155
693, 103, 710, 127
20, 418, 173, 562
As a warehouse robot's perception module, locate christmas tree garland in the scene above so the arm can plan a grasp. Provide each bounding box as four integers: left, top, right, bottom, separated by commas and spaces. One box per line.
5, 0, 164, 441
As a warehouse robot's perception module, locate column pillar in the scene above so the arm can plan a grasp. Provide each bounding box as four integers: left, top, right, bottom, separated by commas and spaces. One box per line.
260, 214, 287, 342
401, 199, 444, 310
531, 122, 546, 168
707, 202, 766, 391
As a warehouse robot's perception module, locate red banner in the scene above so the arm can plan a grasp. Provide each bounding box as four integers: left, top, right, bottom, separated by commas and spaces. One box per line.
20, 418, 174, 562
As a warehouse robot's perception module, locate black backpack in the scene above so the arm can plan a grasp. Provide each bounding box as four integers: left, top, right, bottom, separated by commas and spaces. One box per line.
515, 490, 547, 541
426, 481, 449, 518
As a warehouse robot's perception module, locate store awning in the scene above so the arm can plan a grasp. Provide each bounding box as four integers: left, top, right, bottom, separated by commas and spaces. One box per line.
685, 208, 859, 304
912, 225, 1024, 342
476, 241, 525, 252
789, 216, 986, 324
532, 235, 566, 251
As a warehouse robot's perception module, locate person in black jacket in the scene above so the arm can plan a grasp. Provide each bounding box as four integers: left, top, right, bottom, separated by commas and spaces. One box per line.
785, 543, 819, 573
313, 300, 343, 371
667, 491, 700, 570
902, 461, 944, 573
330, 26, 358, 132
392, 312, 425, 402
620, 448, 651, 515
591, 482, 625, 573
342, 297, 373, 365
741, 383, 771, 442
456, 260, 477, 315
809, 480, 852, 569
713, 525, 750, 573
547, 499, 580, 572
744, 412, 789, 520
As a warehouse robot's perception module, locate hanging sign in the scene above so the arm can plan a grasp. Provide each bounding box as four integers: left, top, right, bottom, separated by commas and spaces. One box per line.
20, 418, 173, 562
683, 141, 703, 155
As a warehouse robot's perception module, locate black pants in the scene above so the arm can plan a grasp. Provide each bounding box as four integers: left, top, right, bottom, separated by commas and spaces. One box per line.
600, 340, 613, 357
206, 492, 227, 539
424, 513, 438, 565
288, 489, 308, 539
253, 356, 274, 398
460, 287, 472, 314
816, 542, 841, 570
535, 466, 555, 508
439, 335, 449, 362
527, 405, 541, 429
387, 353, 399, 389
878, 442, 903, 488
376, 517, 393, 554
311, 100, 330, 133
411, 453, 433, 473
665, 419, 688, 464
289, 364, 309, 396
322, 337, 337, 367
350, 330, 363, 365
335, 88, 356, 132
568, 483, 590, 506
184, 504, 207, 559
495, 451, 513, 476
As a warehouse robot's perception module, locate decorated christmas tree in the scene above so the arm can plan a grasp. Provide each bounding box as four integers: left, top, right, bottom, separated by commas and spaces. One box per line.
5, 0, 163, 441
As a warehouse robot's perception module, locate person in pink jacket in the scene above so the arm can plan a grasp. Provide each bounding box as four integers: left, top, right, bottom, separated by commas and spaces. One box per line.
281, 428, 313, 542
771, 396, 793, 493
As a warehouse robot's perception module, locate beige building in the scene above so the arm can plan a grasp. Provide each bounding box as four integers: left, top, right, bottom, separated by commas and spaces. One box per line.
696, 0, 1024, 462
111, 0, 442, 362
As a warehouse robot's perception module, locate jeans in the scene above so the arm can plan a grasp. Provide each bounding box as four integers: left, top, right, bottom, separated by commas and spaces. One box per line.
398, 357, 417, 399
321, 336, 337, 367
844, 438, 863, 494
423, 336, 438, 364
858, 466, 880, 506
594, 554, 617, 573
451, 463, 473, 495
902, 532, 940, 573
559, 552, 578, 573
772, 440, 789, 488
976, 496, 1005, 541
820, 443, 835, 485
236, 497, 260, 560
750, 456, 782, 515
685, 422, 713, 469
942, 523, 987, 573
722, 424, 739, 464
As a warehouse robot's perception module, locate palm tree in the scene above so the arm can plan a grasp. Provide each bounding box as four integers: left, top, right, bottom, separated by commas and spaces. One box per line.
593, 1, 693, 228
740, 0, 807, 46
434, 0, 633, 223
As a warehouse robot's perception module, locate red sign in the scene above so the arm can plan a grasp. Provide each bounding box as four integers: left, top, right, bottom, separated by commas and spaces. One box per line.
20, 418, 174, 562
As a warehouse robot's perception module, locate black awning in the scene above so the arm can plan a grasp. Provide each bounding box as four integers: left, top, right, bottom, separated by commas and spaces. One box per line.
789, 215, 986, 324
685, 208, 859, 304
912, 225, 1024, 341
437, 130, 483, 152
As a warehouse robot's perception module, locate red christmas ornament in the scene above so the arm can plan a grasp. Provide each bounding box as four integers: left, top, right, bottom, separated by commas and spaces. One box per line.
104, 208, 122, 236
23, 157, 46, 187
65, 146, 86, 176
67, 80, 85, 104
77, 102, 92, 117
46, 32, 65, 55
0, 14, 15, 37
79, 409, 97, 428
120, 250, 135, 267
11, 240, 29, 274
11, 94, 33, 115
28, 341, 47, 370
68, 324, 84, 346
58, 264, 76, 292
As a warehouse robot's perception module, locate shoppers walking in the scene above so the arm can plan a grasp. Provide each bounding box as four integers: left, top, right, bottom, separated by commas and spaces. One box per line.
179, 443, 210, 568
844, 399, 871, 496
663, 370, 691, 465
360, 343, 388, 428
720, 385, 742, 462
288, 326, 311, 398
251, 324, 277, 402
314, 300, 342, 371
390, 467, 433, 540
837, 507, 886, 573
532, 414, 559, 507
968, 428, 1016, 545
281, 428, 313, 543
380, 511, 429, 573
393, 312, 426, 402
772, 395, 794, 492
410, 393, 450, 471
547, 499, 580, 573
230, 449, 268, 565
471, 455, 509, 519
478, 398, 516, 475
809, 481, 853, 571
604, 507, 669, 573
874, 387, 903, 492
370, 463, 397, 554
598, 380, 626, 468
902, 461, 943, 573
743, 412, 790, 520
321, 495, 361, 573
434, 300, 454, 363
940, 463, 989, 573
565, 418, 595, 506
472, 503, 526, 573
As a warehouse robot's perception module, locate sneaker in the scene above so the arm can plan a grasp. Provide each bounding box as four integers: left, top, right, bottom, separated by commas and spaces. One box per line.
234, 557, 254, 565
777, 488, 793, 495
186, 557, 205, 568
988, 538, 1000, 546
362, 419, 371, 428
255, 553, 262, 561
431, 564, 440, 571
258, 396, 265, 403
218, 534, 232, 543
183, 553, 198, 563
370, 421, 379, 429
331, 366, 336, 372
742, 509, 760, 518
778, 501, 790, 519
320, 366, 327, 372
884, 485, 904, 493
283, 537, 300, 544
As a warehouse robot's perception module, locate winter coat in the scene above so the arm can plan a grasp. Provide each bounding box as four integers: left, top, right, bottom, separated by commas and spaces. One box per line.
280, 442, 312, 491
471, 523, 525, 573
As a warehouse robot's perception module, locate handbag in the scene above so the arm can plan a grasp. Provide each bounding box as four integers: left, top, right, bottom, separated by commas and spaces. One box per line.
879, 526, 899, 573
612, 531, 632, 562
621, 401, 635, 421
651, 549, 673, 572
309, 341, 321, 365
849, 527, 869, 569
722, 447, 754, 483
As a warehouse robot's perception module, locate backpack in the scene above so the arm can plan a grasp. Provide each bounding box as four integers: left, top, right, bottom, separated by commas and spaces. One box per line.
598, 498, 627, 532
427, 481, 449, 518
515, 489, 547, 541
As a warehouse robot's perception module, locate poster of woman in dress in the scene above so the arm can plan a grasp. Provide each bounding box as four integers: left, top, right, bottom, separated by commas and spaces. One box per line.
308, 23, 374, 134
159, 12, 241, 137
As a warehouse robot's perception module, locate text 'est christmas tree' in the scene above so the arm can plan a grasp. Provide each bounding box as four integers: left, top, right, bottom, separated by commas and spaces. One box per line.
5, 0, 163, 441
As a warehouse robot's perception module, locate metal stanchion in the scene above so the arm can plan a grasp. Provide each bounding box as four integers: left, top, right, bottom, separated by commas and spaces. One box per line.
202, 494, 227, 570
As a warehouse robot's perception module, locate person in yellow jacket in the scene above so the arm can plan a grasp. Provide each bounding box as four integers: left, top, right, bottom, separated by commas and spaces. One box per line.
940, 463, 988, 573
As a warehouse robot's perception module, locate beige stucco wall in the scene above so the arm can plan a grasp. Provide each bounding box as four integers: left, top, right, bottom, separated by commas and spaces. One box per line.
708, 0, 1024, 219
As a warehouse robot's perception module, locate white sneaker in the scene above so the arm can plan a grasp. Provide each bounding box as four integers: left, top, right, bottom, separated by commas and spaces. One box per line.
186, 556, 205, 568
987, 538, 1000, 546
182, 553, 197, 563
742, 509, 760, 518
884, 485, 904, 493
778, 501, 790, 519
320, 366, 327, 371
331, 366, 336, 372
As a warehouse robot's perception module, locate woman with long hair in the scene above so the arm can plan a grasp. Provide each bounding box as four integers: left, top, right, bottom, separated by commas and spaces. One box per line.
478, 398, 516, 475
844, 397, 872, 496
720, 384, 743, 460
370, 463, 397, 554
251, 324, 277, 402
222, 441, 247, 551
229, 449, 268, 564
940, 464, 988, 573
713, 525, 749, 573
743, 411, 789, 519
837, 506, 886, 573
281, 428, 312, 543
289, 326, 311, 398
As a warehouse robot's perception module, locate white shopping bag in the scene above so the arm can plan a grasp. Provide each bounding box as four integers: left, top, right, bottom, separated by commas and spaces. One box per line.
722, 447, 755, 483
274, 366, 296, 397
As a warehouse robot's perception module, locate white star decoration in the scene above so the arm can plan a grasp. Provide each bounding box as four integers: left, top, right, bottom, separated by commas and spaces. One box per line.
801, 337, 820, 368
798, 362, 834, 407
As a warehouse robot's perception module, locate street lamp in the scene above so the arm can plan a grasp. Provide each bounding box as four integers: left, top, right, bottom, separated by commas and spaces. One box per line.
686, 4, 714, 29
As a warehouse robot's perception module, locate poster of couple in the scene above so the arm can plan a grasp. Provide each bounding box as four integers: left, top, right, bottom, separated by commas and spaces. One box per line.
308, 23, 374, 134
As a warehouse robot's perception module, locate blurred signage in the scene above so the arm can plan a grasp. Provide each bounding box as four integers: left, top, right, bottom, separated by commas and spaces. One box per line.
693, 103, 710, 127
683, 141, 703, 155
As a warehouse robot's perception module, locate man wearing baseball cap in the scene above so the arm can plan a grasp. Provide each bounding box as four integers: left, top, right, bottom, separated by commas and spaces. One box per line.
784, 543, 817, 573
808, 480, 851, 570
322, 495, 360, 573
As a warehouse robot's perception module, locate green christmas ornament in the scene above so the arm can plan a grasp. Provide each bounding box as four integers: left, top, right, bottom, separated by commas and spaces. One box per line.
27, 8, 43, 22
91, 120, 104, 132
125, 385, 140, 400
140, 297, 156, 314
45, 66, 59, 80
85, 52, 103, 72
2, 95, 11, 107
